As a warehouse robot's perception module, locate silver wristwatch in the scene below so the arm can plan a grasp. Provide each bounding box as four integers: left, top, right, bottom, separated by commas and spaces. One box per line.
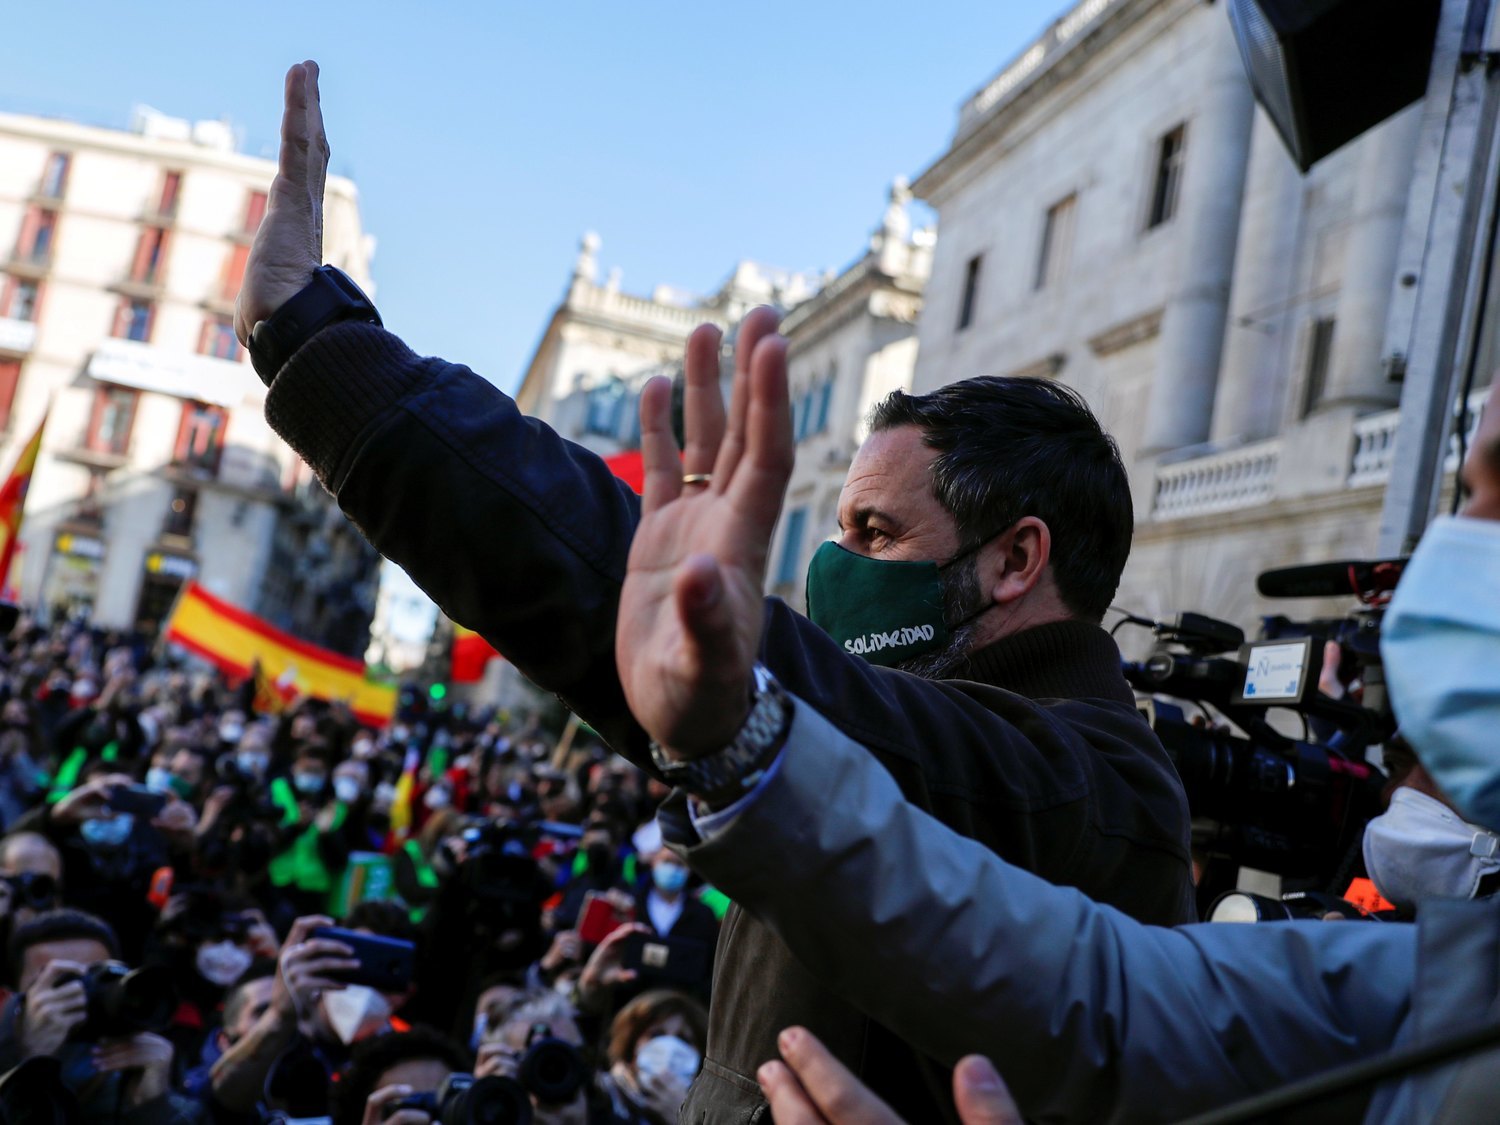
648, 663, 792, 807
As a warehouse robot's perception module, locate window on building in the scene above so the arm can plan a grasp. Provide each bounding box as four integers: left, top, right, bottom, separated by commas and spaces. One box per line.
815, 370, 835, 434
957, 255, 982, 331
88, 386, 139, 455
40, 153, 70, 199
175, 402, 229, 474
243, 191, 268, 235
222, 243, 251, 301
200, 315, 240, 361
1035, 194, 1077, 290
158, 171, 182, 218
584, 381, 627, 438
1147, 125, 1186, 230
0, 278, 39, 322
775, 507, 809, 587
163, 489, 198, 538
20, 210, 57, 265
131, 228, 168, 285
0, 361, 21, 431
114, 299, 153, 342
1301, 317, 1337, 417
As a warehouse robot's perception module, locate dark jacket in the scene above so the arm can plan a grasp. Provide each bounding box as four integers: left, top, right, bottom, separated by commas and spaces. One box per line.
263, 323, 1195, 1123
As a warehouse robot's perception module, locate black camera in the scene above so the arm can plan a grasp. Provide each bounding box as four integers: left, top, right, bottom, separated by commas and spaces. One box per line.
1208, 889, 1387, 923
3, 872, 57, 913
517, 1028, 589, 1106
1121, 560, 1399, 899
388, 1074, 532, 1125
65, 962, 176, 1041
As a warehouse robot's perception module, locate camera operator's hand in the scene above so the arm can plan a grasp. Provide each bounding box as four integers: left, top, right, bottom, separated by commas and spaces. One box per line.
197, 785, 236, 836
363, 1084, 429, 1125
540, 930, 583, 975
577, 923, 649, 1011
275, 915, 358, 1019
243, 908, 281, 960
152, 797, 197, 838
51, 774, 132, 827
475, 1041, 520, 1081
637, 1068, 692, 1120
235, 60, 327, 347
17, 960, 88, 1058
93, 1031, 173, 1107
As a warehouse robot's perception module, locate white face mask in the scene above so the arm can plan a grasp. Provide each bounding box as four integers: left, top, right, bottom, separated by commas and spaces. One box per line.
1382, 515, 1500, 830
196, 940, 254, 987
635, 1034, 701, 1087
351, 738, 376, 760
1362, 787, 1500, 911
372, 782, 397, 813
423, 786, 451, 810
320, 984, 391, 1045
333, 777, 362, 805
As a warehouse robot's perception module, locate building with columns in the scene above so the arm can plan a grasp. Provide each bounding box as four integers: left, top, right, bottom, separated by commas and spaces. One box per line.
515, 234, 819, 457
907, 0, 1483, 641
0, 107, 381, 651
765, 180, 934, 609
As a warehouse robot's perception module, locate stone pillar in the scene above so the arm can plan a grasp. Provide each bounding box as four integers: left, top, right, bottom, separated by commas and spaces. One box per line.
1210, 110, 1305, 445
1320, 106, 1422, 411
1140, 9, 1256, 456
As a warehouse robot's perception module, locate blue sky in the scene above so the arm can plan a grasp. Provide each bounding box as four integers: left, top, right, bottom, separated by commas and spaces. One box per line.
1, 1, 1068, 397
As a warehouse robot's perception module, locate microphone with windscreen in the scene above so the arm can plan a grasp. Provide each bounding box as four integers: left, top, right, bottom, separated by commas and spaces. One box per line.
1256, 559, 1405, 600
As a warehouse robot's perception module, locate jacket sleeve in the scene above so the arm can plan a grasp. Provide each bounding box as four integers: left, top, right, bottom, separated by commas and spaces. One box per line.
262, 325, 1181, 879
669, 697, 1419, 1125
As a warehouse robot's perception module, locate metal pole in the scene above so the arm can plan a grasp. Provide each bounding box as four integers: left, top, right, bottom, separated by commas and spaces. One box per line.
1378, 0, 1500, 554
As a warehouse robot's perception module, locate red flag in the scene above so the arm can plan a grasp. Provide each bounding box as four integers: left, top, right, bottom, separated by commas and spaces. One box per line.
0, 411, 46, 592
603, 450, 644, 494
452, 624, 500, 684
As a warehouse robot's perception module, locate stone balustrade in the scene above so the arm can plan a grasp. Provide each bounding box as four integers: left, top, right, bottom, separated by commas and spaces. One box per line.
1151, 438, 1281, 520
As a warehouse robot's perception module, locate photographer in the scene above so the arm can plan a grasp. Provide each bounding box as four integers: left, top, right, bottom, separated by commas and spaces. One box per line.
333, 1027, 468, 1125
0, 909, 196, 1123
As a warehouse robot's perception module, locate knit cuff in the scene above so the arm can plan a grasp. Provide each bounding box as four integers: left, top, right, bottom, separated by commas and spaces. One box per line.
264, 321, 430, 485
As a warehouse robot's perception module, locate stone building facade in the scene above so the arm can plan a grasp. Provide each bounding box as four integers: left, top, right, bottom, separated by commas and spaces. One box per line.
907, 0, 1486, 645
0, 107, 380, 651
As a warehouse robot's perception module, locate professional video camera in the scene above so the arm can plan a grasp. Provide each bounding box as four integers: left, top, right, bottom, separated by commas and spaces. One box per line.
63, 962, 176, 1041
1121, 557, 1403, 902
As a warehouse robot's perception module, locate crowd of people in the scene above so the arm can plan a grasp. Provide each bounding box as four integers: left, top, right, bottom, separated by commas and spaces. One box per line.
0, 615, 724, 1125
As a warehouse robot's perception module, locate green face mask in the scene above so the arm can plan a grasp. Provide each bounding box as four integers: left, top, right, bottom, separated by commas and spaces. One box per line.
805, 541, 958, 667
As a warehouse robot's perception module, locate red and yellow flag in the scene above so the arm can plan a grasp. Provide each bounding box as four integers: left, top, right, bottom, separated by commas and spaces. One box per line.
0, 411, 47, 591
451, 623, 501, 684
165, 581, 396, 727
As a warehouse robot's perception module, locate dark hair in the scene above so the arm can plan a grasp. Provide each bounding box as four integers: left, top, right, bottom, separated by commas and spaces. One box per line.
868, 377, 1133, 622
8, 908, 120, 987
332, 1026, 470, 1125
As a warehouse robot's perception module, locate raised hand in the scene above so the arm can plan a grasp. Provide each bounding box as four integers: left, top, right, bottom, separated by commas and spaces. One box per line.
274, 915, 357, 1019
17, 960, 88, 1058
235, 60, 329, 346
614, 307, 793, 759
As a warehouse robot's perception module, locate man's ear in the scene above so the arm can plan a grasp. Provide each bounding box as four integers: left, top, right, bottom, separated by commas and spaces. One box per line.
987, 517, 1051, 606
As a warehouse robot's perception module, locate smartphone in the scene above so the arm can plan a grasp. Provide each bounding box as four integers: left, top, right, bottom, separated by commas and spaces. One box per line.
107, 783, 168, 819
310, 926, 415, 993
620, 932, 711, 988
578, 892, 634, 945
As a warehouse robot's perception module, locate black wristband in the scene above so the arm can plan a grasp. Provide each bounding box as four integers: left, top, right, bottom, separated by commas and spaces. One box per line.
247, 265, 382, 385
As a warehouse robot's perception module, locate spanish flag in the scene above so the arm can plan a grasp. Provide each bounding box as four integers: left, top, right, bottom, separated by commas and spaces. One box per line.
0, 411, 46, 592
165, 582, 396, 727
451, 623, 500, 684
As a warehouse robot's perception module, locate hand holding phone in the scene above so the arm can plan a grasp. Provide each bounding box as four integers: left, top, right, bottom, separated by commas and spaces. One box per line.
308, 927, 415, 993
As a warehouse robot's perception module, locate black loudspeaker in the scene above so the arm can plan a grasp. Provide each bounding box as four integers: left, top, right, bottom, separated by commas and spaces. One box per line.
1227, 0, 1442, 171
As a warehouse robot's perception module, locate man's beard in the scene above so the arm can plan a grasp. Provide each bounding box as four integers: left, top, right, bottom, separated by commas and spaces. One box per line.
893, 552, 985, 679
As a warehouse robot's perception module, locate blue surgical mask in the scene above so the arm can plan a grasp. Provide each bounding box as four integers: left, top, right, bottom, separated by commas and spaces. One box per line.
145, 767, 174, 794
80, 812, 134, 848
1382, 516, 1500, 831
652, 862, 689, 894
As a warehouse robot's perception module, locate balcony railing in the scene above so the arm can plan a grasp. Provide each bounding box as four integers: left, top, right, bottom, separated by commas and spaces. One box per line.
1152, 388, 1490, 520
1152, 439, 1281, 521
0, 317, 36, 354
